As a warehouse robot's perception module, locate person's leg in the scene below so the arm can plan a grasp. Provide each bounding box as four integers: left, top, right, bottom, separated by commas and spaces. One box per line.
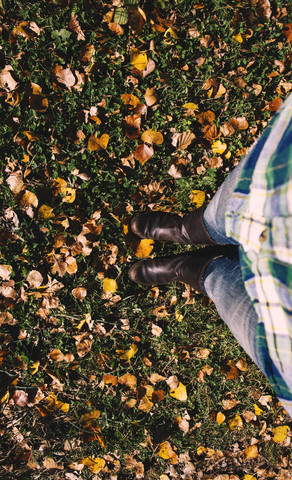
203, 155, 249, 244
203, 255, 264, 372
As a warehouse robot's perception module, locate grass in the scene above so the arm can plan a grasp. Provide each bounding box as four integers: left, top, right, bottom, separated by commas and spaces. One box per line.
0, 0, 292, 478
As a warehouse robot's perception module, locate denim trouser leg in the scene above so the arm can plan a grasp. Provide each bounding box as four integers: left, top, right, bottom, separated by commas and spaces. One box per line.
200, 157, 264, 371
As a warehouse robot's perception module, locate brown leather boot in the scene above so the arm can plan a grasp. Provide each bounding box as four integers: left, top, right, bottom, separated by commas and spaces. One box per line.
131, 206, 218, 245
128, 245, 238, 294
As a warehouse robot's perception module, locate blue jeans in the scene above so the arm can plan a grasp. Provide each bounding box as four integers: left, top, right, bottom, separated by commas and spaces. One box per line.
203, 158, 264, 372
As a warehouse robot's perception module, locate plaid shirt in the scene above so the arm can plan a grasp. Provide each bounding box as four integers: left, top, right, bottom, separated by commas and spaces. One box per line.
225, 94, 292, 416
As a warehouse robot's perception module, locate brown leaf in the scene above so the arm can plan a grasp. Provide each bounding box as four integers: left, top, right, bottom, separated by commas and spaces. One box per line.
7, 172, 24, 194
196, 110, 216, 125
118, 373, 137, 389
69, 14, 85, 41
0, 65, 19, 91
283, 24, 292, 43
72, 287, 87, 301
166, 375, 179, 389
29, 94, 48, 112
79, 44, 95, 63
220, 123, 235, 136
144, 87, 157, 106
13, 390, 28, 407
103, 374, 118, 386
268, 97, 283, 112
202, 124, 218, 141
251, 0, 272, 20
236, 358, 248, 371
152, 389, 165, 403
76, 338, 92, 357
228, 117, 249, 130
66, 256, 78, 275
221, 360, 239, 379
27, 270, 43, 288
123, 114, 141, 139
222, 397, 240, 410
43, 457, 63, 470
133, 143, 154, 165
52, 64, 76, 90
0, 265, 13, 281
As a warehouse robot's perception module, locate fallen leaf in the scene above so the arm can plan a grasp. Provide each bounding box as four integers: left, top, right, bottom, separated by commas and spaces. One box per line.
27, 270, 43, 288
228, 117, 249, 130
76, 338, 92, 358
169, 382, 187, 401
121, 93, 140, 108
72, 287, 87, 301
103, 278, 118, 293
144, 87, 157, 106
157, 441, 178, 464
52, 64, 76, 90
0, 65, 18, 91
138, 396, 153, 412
7, 172, 24, 194
141, 129, 164, 145
43, 457, 63, 470
272, 425, 290, 443
182, 103, 199, 110
13, 390, 28, 407
283, 24, 292, 43
81, 457, 106, 474
232, 33, 243, 43
132, 58, 156, 78
103, 375, 118, 386
152, 324, 162, 336
133, 238, 154, 258
216, 412, 226, 426
245, 445, 258, 459
212, 140, 227, 155
116, 343, 138, 361
189, 190, 205, 207
118, 373, 137, 389
38, 205, 55, 219
228, 414, 243, 431
88, 133, 109, 151
0, 265, 13, 280
130, 48, 148, 70
49, 349, 64, 362
69, 14, 85, 41
254, 404, 263, 416
123, 114, 141, 139
133, 143, 154, 165
268, 97, 283, 112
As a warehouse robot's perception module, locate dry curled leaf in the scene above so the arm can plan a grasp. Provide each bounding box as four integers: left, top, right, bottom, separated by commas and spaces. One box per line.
52, 64, 76, 90
69, 14, 85, 41
72, 287, 87, 301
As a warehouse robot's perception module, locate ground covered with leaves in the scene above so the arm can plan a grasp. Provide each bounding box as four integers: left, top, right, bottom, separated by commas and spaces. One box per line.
0, 0, 292, 479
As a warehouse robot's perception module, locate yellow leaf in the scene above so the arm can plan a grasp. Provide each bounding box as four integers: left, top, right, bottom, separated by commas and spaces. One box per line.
134, 238, 154, 258
272, 425, 290, 443
20, 190, 38, 208
189, 190, 205, 207
30, 361, 40, 374
141, 129, 164, 145
225, 150, 231, 159
212, 140, 227, 154
169, 382, 187, 401
88, 133, 109, 152
80, 409, 101, 425
22, 154, 30, 163
38, 205, 55, 219
61, 187, 76, 203
216, 411, 226, 426
243, 476, 257, 480
81, 457, 106, 474
232, 33, 243, 43
46, 394, 69, 413
228, 414, 243, 431
164, 27, 179, 43
116, 343, 138, 361
52, 177, 67, 193
130, 48, 148, 70
254, 404, 263, 416
157, 441, 178, 464
0, 390, 9, 404
138, 396, 153, 412
175, 311, 183, 322
245, 445, 258, 459
182, 103, 199, 110
103, 278, 118, 293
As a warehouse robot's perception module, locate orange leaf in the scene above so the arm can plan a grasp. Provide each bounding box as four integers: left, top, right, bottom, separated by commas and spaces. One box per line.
121, 93, 140, 108
133, 238, 154, 258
